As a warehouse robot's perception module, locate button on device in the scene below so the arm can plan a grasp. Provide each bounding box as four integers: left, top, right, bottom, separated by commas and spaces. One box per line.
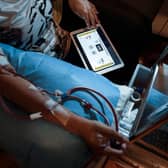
131, 91, 141, 102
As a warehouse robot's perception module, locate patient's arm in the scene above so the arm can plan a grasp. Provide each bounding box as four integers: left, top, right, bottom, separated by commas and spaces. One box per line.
0, 62, 128, 155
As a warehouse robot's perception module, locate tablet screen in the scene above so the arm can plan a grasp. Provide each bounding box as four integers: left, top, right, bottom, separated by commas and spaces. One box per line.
71, 25, 124, 74
76, 29, 115, 72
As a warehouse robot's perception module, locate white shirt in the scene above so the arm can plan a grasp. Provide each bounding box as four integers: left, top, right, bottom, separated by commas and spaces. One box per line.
0, 0, 58, 56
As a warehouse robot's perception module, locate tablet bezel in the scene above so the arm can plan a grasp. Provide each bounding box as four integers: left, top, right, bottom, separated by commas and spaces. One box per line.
70, 24, 124, 74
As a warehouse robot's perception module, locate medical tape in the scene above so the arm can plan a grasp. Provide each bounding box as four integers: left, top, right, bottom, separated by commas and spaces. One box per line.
45, 98, 61, 115
30, 112, 43, 120
0, 56, 9, 66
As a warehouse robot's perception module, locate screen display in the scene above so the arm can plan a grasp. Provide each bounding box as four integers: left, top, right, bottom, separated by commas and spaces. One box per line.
76, 29, 115, 72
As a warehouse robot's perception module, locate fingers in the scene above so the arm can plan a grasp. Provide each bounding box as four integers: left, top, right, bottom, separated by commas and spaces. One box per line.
94, 134, 124, 155
81, 2, 100, 27
86, 10, 99, 27
95, 123, 129, 143
109, 131, 128, 144
89, 3, 100, 24
103, 144, 127, 155
68, 0, 100, 26
90, 3, 99, 15
93, 123, 128, 156
96, 133, 109, 147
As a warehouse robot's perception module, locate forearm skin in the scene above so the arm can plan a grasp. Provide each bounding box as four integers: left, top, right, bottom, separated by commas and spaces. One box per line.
0, 70, 83, 136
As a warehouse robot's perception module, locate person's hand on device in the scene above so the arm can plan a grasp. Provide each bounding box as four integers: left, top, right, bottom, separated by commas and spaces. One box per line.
66, 113, 128, 155
68, 0, 100, 26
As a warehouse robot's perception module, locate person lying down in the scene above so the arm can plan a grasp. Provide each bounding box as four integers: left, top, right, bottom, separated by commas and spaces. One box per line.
0, 43, 132, 168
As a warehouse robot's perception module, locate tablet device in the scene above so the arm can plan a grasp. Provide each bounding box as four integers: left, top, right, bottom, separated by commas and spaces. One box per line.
70, 24, 124, 74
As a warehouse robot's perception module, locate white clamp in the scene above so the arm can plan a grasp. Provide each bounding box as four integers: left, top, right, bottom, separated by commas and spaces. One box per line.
30, 112, 43, 120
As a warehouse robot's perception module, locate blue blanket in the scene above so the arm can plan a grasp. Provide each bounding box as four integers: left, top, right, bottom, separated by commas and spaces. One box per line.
0, 43, 122, 124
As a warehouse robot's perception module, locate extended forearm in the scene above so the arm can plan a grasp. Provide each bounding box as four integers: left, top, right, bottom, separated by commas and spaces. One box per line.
0, 73, 50, 113
0, 67, 128, 155
0, 70, 82, 132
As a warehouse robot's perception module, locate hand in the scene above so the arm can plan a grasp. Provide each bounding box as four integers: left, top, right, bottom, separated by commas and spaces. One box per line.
81, 120, 128, 155
66, 113, 128, 156
68, 0, 100, 26
44, 104, 128, 155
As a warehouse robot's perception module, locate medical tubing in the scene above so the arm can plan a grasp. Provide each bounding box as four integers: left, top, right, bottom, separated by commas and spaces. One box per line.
0, 70, 118, 131
66, 87, 119, 131
41, 88, 106, 118
61, 94, 110, 126
76, 89, 106, 116
25, 86, 118, 131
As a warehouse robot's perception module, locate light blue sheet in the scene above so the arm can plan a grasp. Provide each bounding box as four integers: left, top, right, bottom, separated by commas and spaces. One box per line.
0, 43, 121, 124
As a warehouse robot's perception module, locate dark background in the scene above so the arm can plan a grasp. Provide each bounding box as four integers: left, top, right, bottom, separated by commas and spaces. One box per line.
60, 0, 162, 84
60, 0, 168, 154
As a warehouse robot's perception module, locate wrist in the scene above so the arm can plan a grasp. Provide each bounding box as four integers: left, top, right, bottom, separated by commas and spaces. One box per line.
44, 100, 91, 138
65, 112, 91, 138
47, 101, 72, 126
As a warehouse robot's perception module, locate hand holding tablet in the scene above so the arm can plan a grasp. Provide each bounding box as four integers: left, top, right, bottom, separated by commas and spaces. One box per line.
70, 24, 124, 74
